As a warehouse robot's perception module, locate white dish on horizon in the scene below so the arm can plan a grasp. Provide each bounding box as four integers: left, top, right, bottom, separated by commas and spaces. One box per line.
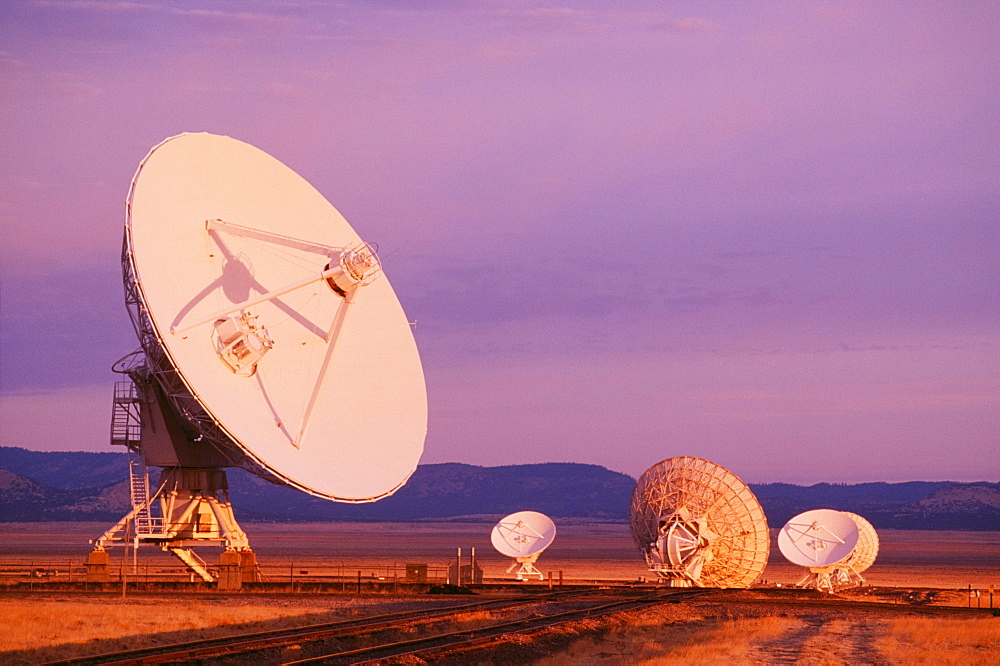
490, 510, 557, 558
778, 508, 860, 568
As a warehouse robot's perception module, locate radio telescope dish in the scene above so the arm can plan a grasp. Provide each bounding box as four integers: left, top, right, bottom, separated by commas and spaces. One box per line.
828, 511, 880, 588
87, 133, 426, 585
491, 511, 556, 581
839, 512, 879, 574
124, 133, 426, 500
778, 509, 861, 591
629, 457, 769, 588
778, 509, 859, 568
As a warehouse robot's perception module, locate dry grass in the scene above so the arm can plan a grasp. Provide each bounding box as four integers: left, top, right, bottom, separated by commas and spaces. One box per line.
534, 603, 1000, 665
875, 616, 1000, 665
535, 606, 802, 665
0, 595, 361, 663
638, 616, 804, 664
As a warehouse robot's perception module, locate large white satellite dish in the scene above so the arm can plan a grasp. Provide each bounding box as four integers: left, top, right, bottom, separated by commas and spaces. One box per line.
629, 457, 770, 588
778, 509, 877, 591
778, 509, 860, 591
491, 511, 556, 581
87, 133, 427, 584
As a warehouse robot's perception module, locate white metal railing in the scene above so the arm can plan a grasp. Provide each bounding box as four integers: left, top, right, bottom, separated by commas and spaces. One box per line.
128, 457, 164, 535
110, 381, 141, 447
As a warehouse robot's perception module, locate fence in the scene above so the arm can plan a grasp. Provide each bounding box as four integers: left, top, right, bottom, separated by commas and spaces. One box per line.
0, 559, 452, 588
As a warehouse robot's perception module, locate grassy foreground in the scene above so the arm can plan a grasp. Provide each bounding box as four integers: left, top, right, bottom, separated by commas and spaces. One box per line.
534, 604, 999, 665
2, 590, 997, 664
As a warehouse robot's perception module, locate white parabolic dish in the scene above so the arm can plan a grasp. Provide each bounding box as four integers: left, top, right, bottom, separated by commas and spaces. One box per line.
837, 511, 879, 574
491, 511, 557, 558
125, 133, 427, 501
778, 509, 860, 568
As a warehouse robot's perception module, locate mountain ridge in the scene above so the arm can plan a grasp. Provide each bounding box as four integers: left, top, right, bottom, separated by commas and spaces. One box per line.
1, 447, 997, 530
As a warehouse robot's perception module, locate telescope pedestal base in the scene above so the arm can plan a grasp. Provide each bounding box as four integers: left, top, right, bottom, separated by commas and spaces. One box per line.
90, 468, 260, 585
506, 555, 544, 581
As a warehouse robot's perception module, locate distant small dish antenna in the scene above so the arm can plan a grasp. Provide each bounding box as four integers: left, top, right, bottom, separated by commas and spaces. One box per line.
629, 457, 770, 588
87, 133, 427, 584
835, 512, 879, 585
491, 511, 556, 581
778, 509, 864, 591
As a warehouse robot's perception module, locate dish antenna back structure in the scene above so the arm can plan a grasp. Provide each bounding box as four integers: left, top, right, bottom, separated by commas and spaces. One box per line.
836, 512, 879, 585
778, 509, 877, 591
491, 511, 556, 580
87, 133, 427, 584
629, 457, 770, 588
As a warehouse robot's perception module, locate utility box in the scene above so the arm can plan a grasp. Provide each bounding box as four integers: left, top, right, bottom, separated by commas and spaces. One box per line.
447, 562, 483, 585
405, 563, 428, 582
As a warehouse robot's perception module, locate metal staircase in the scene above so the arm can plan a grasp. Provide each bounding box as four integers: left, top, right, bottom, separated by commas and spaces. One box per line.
168, 547, 215, 582
128, 456, 164, 536
99, 359, 251, 583
110, 378, 165, 537
110, 380, 141, 449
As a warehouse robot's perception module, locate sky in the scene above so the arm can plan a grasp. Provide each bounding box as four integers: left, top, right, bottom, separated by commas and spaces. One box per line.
0, 1, 997, 484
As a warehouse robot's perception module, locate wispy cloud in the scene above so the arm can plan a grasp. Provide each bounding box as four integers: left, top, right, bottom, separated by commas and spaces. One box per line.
654, 17, 723, 34
0, 385, 112, 452
170, 7, 302, 30
34, 0, 158, 12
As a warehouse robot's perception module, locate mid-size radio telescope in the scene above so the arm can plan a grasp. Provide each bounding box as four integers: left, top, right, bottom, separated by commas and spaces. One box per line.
629, 457, 770, 588
87, 133, 426, 584
491, 511, 557, 581
778, 509, 877, 591
835, 512, 879, 585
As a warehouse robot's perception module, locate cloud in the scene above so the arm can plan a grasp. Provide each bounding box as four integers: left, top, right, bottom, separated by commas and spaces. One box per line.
655, 17, 723, 34
263, 82, 311, 98
0, 385, 112, 452
0, 51, 29, 70
170, 7, 302, 31
34, 1, 158, 12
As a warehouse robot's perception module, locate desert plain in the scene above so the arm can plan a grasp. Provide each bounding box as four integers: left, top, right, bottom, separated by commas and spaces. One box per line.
0, 521, 997, 663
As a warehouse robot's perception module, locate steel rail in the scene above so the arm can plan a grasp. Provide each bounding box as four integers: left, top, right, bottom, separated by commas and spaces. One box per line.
288, 589, 709, 665
46, 589, 593, 665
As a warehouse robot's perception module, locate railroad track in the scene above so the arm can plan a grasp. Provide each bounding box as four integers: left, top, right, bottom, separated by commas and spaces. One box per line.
293, 588, 708, 665
47, 587, 705, 665
47, 588, 604, 665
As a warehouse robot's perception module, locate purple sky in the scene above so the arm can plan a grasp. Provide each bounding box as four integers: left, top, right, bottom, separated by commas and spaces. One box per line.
1, 1, 997, 483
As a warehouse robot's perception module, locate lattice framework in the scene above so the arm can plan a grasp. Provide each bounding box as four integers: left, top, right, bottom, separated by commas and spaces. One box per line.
629, 456, 770, 588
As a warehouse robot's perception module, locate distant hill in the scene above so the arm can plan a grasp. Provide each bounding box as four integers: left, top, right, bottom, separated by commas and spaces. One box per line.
225, 461, 634, 521
0, 447, 127, 490
1, 447, 997, 529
